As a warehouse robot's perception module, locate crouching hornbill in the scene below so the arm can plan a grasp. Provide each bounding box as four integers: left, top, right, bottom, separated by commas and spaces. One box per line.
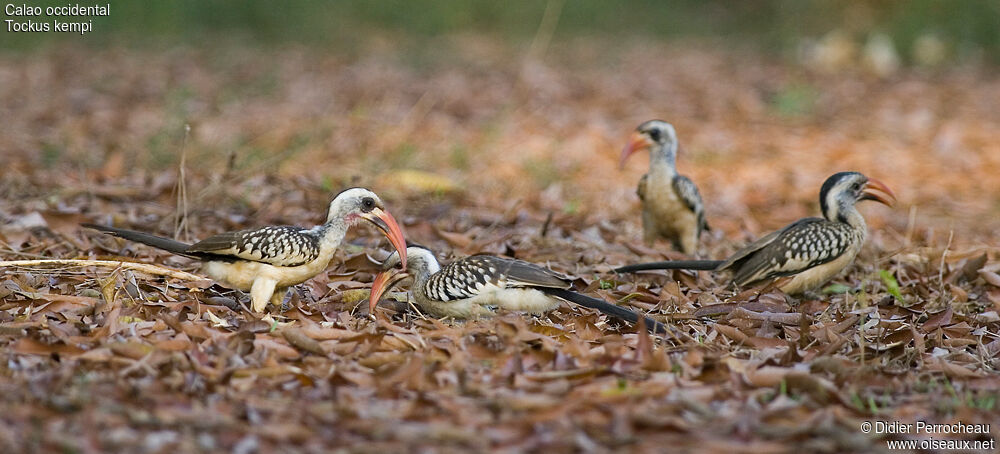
369, 245, 670, 335
613, 172, 895, 295
84, 187, 408, 313
619, 120, 709, 254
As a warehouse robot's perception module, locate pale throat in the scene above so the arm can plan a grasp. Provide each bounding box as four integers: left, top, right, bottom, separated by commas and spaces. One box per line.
311, 218, 351, 257
412, 257, 441, 286
829, 196, 868, 231
845, 207, 868, 234
649, 143, 678, 175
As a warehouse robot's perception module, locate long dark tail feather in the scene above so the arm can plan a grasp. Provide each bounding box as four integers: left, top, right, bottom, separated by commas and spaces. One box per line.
82, 223, 194, 257
613, 260, 725, 274
541, 288, 671, 335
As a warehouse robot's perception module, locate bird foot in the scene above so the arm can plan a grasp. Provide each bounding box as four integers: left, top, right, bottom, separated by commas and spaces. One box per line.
250, 300, 267, 313
799, 290, 822, 301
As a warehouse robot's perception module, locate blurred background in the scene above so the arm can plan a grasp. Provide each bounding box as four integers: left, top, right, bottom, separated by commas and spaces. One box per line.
5, 0, 1000, 64
5, 4, 1000, 452
2, 0, 999, 248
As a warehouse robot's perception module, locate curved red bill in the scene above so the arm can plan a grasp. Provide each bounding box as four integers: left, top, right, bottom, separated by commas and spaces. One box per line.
364, 208, 408, 269
862, 177, 896, 207
619, 132, 653, 169
369, 270, 408, 313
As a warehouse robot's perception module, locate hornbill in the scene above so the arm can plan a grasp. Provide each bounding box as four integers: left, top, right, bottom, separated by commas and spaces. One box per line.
614, 172, 895, 295
620, 120, 709, 254
84, 187, 407, 313
369, 245, 670, 335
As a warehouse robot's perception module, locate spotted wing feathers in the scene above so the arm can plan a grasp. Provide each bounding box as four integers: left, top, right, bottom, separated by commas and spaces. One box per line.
723, 217, 856, 286
672, 174, 709, 233
424, 256, 570, 302
186, 226, 321, 267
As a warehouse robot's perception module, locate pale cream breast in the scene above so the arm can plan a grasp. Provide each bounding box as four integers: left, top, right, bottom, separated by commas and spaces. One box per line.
201, 251, 337, 291
417, 298, 496, 318
778, 242, 862, 295
416, 288, 560, 319
483, 288, 561, 314
642, 173, 697, 242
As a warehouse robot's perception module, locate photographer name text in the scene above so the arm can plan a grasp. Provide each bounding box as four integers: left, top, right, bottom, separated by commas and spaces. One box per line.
869, 421, 990, 434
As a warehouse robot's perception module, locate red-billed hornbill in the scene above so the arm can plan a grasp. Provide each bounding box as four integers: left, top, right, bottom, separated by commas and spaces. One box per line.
369, 246, 670, 335
84, 187, 407, 313
614, 172, 895, 295
620, 120, 709, 254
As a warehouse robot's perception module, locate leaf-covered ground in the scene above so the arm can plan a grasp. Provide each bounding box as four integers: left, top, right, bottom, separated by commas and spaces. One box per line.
1, 41, 999, 453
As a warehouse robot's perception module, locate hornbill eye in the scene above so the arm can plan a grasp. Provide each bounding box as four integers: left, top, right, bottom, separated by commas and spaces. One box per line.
361, 197, 376, 212
648, 128, 661, 142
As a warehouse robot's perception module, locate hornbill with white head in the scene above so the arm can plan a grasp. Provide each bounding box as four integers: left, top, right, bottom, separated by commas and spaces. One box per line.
84, 187, 407, 312
613, 172, 895, 295
620, 120, 709, 254
369, 246, 670, 335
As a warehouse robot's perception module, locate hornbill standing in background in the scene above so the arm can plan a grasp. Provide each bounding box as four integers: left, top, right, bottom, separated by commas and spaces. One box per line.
614, 172, 895, 295
370, 245, 671, 335
620, 120, 709, 254
84, 187, 408, 313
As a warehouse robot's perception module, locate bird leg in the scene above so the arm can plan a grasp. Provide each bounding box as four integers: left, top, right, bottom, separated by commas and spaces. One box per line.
271, 286, 288, 308
250, 278, 278, 313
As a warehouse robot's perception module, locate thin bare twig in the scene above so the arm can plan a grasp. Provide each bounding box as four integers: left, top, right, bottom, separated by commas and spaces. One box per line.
0, 259, 203, 281
173, 124, 191, 241
938, 229, 954, 295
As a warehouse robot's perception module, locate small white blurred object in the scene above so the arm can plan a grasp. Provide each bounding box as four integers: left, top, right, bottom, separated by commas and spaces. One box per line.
863, 33, 900, 77
801, 30, 857, 73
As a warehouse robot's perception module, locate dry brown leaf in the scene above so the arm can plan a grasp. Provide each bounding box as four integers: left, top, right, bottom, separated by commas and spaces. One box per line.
108, 341, 154, 360
11, 337, 85, 356
281, 328, 326, 355
921, 306, 953, 333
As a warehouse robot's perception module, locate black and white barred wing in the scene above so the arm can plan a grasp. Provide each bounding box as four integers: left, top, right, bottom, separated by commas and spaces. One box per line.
727, 217, 853, 286
423, 256, 496, 301
424, 256, 570, 301
186, 226, 321, 267
672, 174, 709, 232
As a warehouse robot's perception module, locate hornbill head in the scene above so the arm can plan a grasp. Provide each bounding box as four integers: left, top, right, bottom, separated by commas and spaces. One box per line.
329, 188, 408, 268
619, 119, 678, 169
368, 245, 438, 313
819, 172, 896, 221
